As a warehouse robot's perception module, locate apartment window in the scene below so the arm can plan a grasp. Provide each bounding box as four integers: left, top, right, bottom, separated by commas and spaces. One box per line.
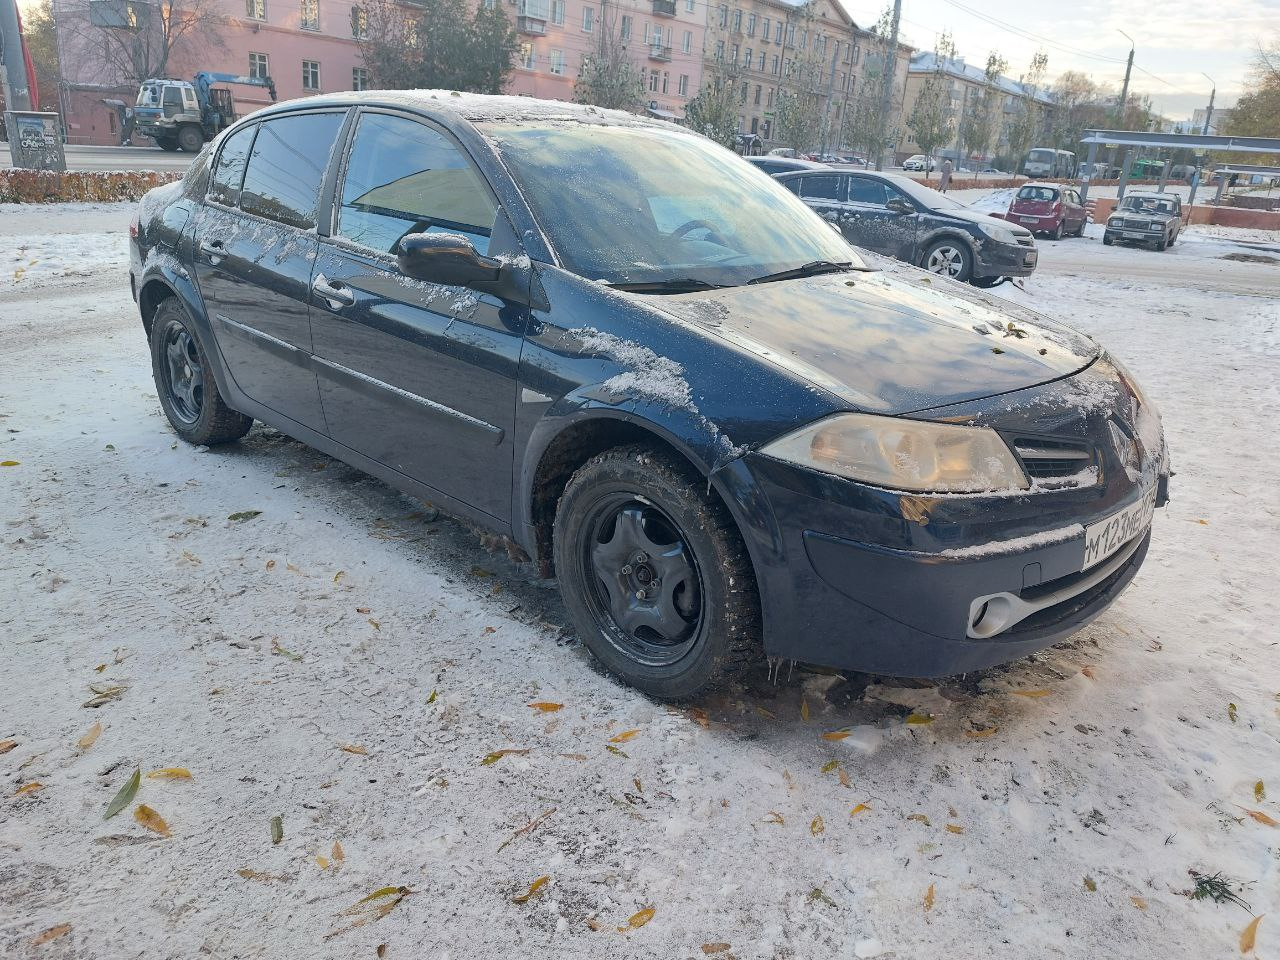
685, 0, 693, 10
739, 81, 747, 103
581, 5, 593, 31
746, 12, 755, 35
245, 0, 265, 19
352, 67, 368, 90
799, 29, 806, 50
775, 20, 783, 42
718, 3, 726, 27
753, 84, 761, 105
731, 9, 740, 32
682, 30, 691, 53
350, 5, 367, 38
300, 0, 317, 28
743, 47, 751, 69
621, 15, 632, 39
519, 41, 534, 69
642, 21, 649, 43
730, 43, 738, 63
302, 59, 319, 90
750, 116, 758, 133
766, 87, 773, 107
550, 49, 565, 74
249, 52, 269, 79
678, 73, 688, 95
715, 40, 724, 60
662, 71, 669, 93
786, 23, 794, 45
649, 70, 659, 92
771, 54, 779, 75
550, 0, 564, 23
757, 51, 764, 71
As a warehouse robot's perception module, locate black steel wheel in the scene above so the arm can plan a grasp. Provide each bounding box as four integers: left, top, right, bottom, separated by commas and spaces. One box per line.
149, 298, 252, 445
554, 445, 759, 700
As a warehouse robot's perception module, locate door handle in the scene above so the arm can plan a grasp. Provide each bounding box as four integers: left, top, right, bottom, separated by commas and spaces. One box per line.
312, 273, 355, 308
199, 239, 224, 262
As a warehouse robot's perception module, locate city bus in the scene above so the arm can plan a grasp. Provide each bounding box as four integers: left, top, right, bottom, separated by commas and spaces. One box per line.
1024, 148, 1076, 179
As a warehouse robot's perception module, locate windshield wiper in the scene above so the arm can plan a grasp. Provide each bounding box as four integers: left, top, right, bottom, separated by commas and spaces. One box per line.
746, 260, 857, 285
607, 278, 726, 294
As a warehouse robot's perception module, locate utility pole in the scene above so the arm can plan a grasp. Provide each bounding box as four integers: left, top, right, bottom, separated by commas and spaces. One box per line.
1200, 72, 1215, 135
1116, 29, 1134, 125
872, 0, 901, 171
1, 0, 35, 112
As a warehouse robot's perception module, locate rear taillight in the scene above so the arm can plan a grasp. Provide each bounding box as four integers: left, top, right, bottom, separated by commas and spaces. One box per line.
129, 216, 139, 239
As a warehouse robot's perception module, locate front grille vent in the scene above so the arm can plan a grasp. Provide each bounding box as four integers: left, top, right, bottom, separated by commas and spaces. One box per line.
1011, 437, 1094, 480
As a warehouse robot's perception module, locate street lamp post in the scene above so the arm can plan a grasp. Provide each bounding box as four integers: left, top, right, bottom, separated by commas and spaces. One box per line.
1201, 72, 1216, 135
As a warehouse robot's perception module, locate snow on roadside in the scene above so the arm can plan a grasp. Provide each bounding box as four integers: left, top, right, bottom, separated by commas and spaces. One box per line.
1, 228, 1278, 960
1, 231, 130, 290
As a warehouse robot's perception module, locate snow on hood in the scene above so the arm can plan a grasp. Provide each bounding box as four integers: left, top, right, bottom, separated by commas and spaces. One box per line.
651, 261, 1099, 415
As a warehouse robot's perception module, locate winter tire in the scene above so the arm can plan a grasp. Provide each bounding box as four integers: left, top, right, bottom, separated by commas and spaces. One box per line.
1051, 221, 1064, 241
553, 444, 760, 700
149, 298, 252, 446
177, 125, 204, 153
922, 238, 973, 281
156, 138, 180, 152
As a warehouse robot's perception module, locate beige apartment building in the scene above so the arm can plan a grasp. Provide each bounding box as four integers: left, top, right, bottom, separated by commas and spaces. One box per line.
703, 0, 911, 152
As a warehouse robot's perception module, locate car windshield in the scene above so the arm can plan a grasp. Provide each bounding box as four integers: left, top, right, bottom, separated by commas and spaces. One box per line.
1017, 186, 1058, 202
480, 122, 862, 286
889, 175, 963, 210
1028, 149, 1055, 163
1119, 196, 1176, 215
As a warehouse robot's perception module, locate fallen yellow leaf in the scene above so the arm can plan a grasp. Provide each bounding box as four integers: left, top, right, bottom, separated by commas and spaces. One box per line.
317, 856, 331, 869
619, 907, 655, 932
77, 723, 103, 751
945, 823, 964, 834
0, 739, 17, 754
1083, 876, 1097, 892
333, 570, 345, 583
333, 840, 345, 863
147, 768, 192, 780
810, 815, 824, 836
821, 730, 850, 741
1239, 807, 1279, 828
965, 726, 998, 738
513, 875, 549, 904
755, 705, 776, 719
820, 759, 839, 773
905, 712, 934, 725
762, 811, 785, 825
30, 924, 71, 946
1081, 665, 1097, 680
15, 782, 43, 796
609, 729, 641, 743
1229, 703, 1238, 722
907, 813, 931, 825
838, 768, 851, 789
702, 944, 731, 955
1130, 895, 1148, 911
480, 748, 530, 765
850, 803, 871, 816
1013, 689, 1052, 698
800, 699, 810, 723
134, 804, 171, 837
0, 460, 19, 467
528, 702, 563, 712
1240, 915, 1263, 955
339, 744, 368, 756
924, 883, 935, 912
1255, 781, 1266, 802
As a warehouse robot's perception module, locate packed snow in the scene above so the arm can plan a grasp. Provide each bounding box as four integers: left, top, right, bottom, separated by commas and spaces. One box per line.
2, 202, 1278, 960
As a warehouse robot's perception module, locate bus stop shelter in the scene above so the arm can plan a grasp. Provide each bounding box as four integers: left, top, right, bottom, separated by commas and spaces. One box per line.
1077, 130, 1280, 207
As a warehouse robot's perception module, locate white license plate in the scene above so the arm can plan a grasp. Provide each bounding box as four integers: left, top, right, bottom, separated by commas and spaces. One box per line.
1122, 230, 1148, 239
1081, 489, 1156, 571
1019, 216, 1038, 224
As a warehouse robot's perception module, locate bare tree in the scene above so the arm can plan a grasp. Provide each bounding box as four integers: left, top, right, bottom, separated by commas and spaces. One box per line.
55, 0, 227, 86
1005, 50, 1048, 168
905, 33, 956, 177
958, 51, 1005, 164
573, 4, 644, 111
844, 6, 902, 163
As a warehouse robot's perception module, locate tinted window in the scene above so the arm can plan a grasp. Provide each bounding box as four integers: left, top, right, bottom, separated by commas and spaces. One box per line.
240, 112, 345, 230
208, 124, 256, 206
1017, 185, 1059, 202
798, 175, 843, 201
338, 113, 497, 255
848, 177, 887, 205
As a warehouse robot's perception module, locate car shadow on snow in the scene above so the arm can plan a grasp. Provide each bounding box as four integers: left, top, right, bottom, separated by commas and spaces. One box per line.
203, 422, 1107, 750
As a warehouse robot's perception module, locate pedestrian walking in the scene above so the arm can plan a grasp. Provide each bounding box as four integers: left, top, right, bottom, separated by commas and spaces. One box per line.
939, 157, 954, 193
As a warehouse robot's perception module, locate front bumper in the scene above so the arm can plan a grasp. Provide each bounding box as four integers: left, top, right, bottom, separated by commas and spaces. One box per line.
1105, 226, 1163, 243
973, 238, 1038, 279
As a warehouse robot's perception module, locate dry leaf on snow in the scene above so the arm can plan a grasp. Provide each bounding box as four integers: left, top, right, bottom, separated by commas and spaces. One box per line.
103, 768, 140, 820
1238, 807, 1278, 828
480, 748, 530, 765
906, 813, 931, 825
618, 907, 655, 932
924, 884, 936, 912
270, 815, 284, 845
905, 713, 934, 725
1255, 781, 1266, 802
1130, 895, 1148, 911
850, 803, 871, 816
30, 924, 71, 946
800, 699, 810, 723
77, 723, 103, 751
15, 782, 43, 796
821, 730, 850, 741
702, 945, 731, 955
945, 823, 964, 834
513, 875, 549, 904
147, 768, 192, 780
0, 739, 18, 754
339, 744, 368, 756
134, 804, 171, 836
325, 886, 412, 940
333, 840, 345, 863
1240, 915, 1263, 954
762, 812, 785, 825
528, 702, 563, 712
810, 815, 825, 836
609, 729, 641, 743
820, 759, 839, 773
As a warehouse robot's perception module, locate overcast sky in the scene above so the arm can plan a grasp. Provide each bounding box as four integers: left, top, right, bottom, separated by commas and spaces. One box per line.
841, 0, 1276, 119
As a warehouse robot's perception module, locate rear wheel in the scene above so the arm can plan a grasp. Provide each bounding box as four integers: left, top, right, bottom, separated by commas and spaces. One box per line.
553, 444, 759, 700
156, 137, 180, 152
922, 238, 973, 282
149, 298, 252, 446
177, 125, 204, 153
1051, 221, 1064, 241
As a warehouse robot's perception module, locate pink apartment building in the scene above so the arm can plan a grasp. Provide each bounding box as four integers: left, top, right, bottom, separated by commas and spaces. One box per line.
52, 0, 703, 144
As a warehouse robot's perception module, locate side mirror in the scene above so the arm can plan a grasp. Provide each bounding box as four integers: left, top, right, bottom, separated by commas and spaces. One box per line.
397, 232, 501, 287
886, 197, 913, 215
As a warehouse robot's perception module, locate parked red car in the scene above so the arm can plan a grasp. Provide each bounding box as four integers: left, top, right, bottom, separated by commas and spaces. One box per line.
1000, 183, 1088, 240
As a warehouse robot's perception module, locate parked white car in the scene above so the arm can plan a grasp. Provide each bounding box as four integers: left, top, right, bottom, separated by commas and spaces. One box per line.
902, 154, 937, 172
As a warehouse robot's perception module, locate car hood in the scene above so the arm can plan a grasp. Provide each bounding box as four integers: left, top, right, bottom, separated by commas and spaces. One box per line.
650, 266, 1099, 415
930, 206, 1029, 232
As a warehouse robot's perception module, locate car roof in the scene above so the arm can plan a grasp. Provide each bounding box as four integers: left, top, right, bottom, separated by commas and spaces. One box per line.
745, 156, 826, 169
1020, 182, 1065, 190
243, 90, 673, 131
1125, 191, 1178, 199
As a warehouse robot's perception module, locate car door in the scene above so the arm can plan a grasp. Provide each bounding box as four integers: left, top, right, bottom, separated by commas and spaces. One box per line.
1064, 189, 1085, 231
790, 173, 848, 233
843, 175, 918, 261
308, 110, 524, 522
192, 110, 348, 434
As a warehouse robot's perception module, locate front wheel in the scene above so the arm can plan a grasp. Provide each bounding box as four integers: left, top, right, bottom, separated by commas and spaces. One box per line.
177, 125, 204, 153
149, 298, 253, 446
922, 238, 973, 282
553, 445, 760, 700
156, 137, 180, 152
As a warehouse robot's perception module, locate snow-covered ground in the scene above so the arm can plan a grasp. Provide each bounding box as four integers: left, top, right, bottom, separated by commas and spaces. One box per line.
2, 204, 1279, 960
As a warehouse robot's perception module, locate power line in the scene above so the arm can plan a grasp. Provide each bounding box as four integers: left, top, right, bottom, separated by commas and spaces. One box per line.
933, 0, 1128, 65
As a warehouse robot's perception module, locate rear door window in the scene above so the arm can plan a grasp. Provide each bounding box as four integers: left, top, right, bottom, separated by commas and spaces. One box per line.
798, 175, 844, 201
240, 112, 346, 230
208, 124, 256, 207
336, 112, 497, 255
848, 177, 888, 205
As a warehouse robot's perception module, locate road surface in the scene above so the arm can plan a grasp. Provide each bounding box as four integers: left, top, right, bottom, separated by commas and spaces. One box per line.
1, 143, 193, 172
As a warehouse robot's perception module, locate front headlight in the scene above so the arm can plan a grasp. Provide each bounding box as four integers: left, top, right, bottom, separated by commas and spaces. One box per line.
976, 221, 1018, 244
1108, 216, 1123, 226
760, 413, 1029, 493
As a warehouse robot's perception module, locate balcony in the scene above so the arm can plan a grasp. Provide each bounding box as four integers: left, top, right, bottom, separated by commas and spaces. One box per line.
517, 14, 545, 34
652, 0, 676, 15
649, 43, 672, 61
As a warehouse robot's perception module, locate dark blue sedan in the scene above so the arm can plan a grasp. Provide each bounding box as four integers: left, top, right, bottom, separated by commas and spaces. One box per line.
129, 91, 1169, 699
